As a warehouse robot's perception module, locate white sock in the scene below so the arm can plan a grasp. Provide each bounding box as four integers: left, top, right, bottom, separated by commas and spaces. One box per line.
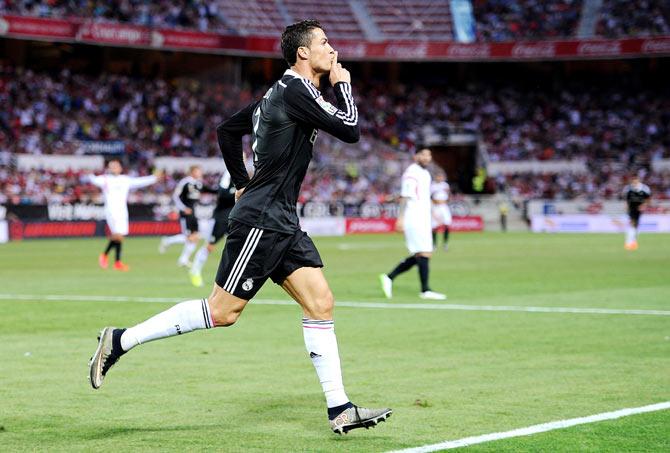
191, 245, 210, 274
625, 226, 636, 244
178, 241, 197, 264
302, 318, 349, 408
120, 298, 213, 351
163, 234, 186, 247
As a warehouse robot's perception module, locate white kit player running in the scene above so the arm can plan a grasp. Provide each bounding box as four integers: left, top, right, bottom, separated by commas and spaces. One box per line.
379, 148, 446, 300
86, 159, 160, 271
431, 172, 452, 251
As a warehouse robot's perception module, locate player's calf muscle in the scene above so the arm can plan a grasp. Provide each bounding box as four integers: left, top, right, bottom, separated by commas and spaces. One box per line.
207, 285, 248, 327
301, 290, 335, 320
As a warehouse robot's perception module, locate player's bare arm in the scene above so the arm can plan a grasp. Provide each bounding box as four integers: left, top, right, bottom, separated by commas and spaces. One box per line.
395, 197, 407, 232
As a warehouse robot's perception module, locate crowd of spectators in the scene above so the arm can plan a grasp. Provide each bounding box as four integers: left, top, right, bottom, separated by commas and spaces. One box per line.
596, 0, 670, 38
3, 0, 670, 40
0, 65, 261, 160
1, 63, 669, 204
358, 80, 670, 165
503, 169, 670, 202
472, 0, 582, 42
0, 0, 230, 33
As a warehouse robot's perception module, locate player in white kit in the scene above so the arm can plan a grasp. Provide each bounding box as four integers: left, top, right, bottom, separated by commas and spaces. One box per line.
379, 148, 446, 300
431, 172, 452, 251
87, 159, 159, 271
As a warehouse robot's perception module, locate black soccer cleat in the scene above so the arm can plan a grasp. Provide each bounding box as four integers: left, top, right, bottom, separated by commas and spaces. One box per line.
329, 405, 392, 434
88, 327, 125, 389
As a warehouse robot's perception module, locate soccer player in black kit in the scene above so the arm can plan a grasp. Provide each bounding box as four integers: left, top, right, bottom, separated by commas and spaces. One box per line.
623, 175, 651, 250
172, 165, 218, 267
89, 20, 392, 434
188, 172, 236, 287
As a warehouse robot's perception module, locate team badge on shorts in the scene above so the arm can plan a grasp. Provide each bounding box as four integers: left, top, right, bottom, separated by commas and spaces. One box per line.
242, 278, 254, 292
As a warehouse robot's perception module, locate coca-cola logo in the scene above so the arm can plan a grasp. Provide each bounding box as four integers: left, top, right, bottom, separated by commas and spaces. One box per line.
511, 43, 556, 58
451, 216, 483, 231
641, 39, 670, 53
335, 42, 367, 58
577, 41, 622, 55
90, 24, 145, 44
384, 43, 428, 59
446, 44, 491, 58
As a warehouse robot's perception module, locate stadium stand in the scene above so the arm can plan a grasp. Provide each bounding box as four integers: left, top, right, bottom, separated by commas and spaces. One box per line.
0, 0, 233, 32
215, 0, 286, 36
282, 0, 365, 39
471, 0, 583, 41
595, 0, 670, 38
3, 0, 670, 40
364, 0, 454, 40
1, 59, 668, 204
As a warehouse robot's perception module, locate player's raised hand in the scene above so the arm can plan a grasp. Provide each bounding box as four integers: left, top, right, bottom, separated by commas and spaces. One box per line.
329, 51, 351, 85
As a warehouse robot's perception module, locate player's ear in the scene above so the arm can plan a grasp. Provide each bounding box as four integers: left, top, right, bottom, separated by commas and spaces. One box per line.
297, 46, 309, 61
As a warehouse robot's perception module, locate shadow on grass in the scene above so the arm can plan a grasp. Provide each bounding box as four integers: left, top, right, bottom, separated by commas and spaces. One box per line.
79, 424, 218, 440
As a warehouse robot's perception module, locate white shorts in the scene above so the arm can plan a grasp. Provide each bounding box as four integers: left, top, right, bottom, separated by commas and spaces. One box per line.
106, 211, 129, 236
432, 204, 452, 229
404, 220, 433, 254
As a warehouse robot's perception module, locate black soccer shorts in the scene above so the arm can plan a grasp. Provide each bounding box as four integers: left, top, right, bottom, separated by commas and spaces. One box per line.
215, 221, 323, 299
180, 213, 199, 235
628, 208, 641, 226
209, 208, 232, 245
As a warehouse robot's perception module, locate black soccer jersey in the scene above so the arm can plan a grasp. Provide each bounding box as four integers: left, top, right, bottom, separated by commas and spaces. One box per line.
624, 183, 651, 211
216, 69, 359, 233
173, 176, 218, 214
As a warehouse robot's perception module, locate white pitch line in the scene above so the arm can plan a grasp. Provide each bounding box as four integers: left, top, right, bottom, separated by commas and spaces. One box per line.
387, 401, 670, 453
0, 293, 669, 316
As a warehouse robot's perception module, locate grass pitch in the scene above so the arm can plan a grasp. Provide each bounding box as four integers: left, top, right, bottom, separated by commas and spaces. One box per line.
1, 232, 669, 452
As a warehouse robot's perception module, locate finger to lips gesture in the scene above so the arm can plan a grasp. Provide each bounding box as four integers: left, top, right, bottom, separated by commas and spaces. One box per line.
329, 51, 351, 85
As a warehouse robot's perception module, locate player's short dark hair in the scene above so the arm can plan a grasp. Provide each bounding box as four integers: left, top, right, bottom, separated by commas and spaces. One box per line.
281, 20, 323, 66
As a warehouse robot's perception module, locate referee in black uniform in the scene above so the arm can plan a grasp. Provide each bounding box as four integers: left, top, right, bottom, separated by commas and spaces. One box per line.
89, 20, 391, 434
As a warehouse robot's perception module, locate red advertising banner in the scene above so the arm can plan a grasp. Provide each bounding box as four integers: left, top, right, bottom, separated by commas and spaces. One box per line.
450, 216, 484, 232
76, 21, 150, 46
21, 221, 97, 238
345, 216, 484, 234
10, 220, 180, 240
0, 14, 77, 39
2, 14, 670, 61
346, 218, 396, 234
153, 29, 225, 50
127, 221, 180, 236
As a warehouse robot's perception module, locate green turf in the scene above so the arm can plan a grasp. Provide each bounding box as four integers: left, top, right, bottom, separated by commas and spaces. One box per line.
0, 232, 668, 452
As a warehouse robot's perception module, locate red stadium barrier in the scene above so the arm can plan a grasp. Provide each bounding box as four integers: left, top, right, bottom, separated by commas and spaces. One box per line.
1, 14, 669, 61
